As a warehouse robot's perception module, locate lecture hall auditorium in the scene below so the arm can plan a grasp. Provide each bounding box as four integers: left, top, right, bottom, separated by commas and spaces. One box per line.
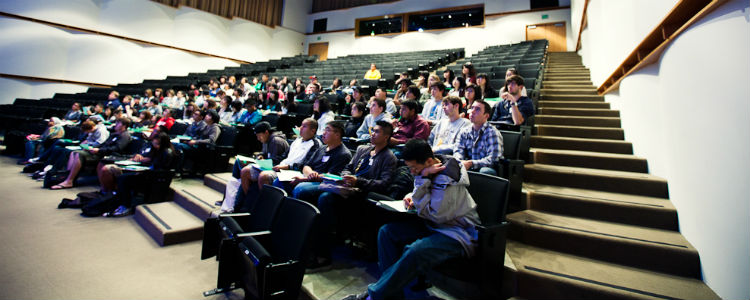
0, 0, 747, 299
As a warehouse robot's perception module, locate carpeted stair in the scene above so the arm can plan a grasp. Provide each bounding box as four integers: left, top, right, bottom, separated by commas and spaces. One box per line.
134, 175, 223, 246
506, 52, 720, 299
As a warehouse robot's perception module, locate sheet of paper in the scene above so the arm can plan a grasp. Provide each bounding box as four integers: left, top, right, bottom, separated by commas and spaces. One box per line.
65, 146, 82, 150
377, 200, 409, 213
123, 165, 150, 172
115, 160, 140, 166
276, 170, 303, 182
251, 159, 274, 171
235, 154, 255, 164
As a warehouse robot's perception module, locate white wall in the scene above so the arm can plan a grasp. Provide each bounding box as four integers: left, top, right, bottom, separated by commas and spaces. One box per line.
578, 0, 750, 299
0, 0, 306, 104
305, 5, 573, 58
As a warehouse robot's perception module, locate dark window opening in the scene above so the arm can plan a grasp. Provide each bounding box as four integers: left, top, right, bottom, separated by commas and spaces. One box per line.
357, 16, 403, 36
530, 0, 560, 9
313, 18, 327, 33
407, 7, 484, 32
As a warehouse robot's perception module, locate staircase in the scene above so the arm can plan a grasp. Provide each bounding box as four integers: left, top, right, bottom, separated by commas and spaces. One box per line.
134, 173, 231, 246
505, 52, 719, 299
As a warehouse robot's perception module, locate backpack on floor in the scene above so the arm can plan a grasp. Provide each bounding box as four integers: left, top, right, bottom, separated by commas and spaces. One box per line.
43, 169, 69, 188
81, 193, 119, 217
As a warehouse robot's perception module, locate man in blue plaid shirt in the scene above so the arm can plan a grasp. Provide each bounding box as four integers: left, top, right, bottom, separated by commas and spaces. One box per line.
453, 100, 503, 176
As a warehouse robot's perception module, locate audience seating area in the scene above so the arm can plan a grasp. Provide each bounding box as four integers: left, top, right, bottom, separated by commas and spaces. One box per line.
1, 41, 551, 299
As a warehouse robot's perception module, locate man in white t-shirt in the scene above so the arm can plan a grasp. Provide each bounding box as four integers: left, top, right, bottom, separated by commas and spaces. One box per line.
428, 96, 471, 155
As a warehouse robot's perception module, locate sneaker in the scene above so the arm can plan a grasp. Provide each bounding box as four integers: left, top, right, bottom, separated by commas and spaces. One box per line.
105, 205, 132, 217
341, 291, 368, 300
28, 157, 39, 163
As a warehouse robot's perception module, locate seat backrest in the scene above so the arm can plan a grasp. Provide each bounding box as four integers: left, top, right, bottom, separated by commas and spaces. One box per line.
270, 197, 320, 262
216, 125, 238, 147
169, 121, 188, 136
124, 137, 146, 155
467, 171, 509, 225
499, 130, 522, 160
246, 184, 287, 232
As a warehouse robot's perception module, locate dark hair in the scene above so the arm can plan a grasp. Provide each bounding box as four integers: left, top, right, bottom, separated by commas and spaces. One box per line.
465, 84, 482, 101
231, 100, 243, 112
476, 73, 490, 80
453, 76, 467, 97
401, 139, 434, 164
430, 82, 446, 92
332, 78, 343, 88
117, 117, 131, 128
474, 100, 492, 117
375, 120, 393, 138
443, 69, 455, 85
327, 121, 345, 137
352, 101, 366, 115
205, 109, 219, 123
463, 63, 477, 78
152, 132, 174, 156
81, 120, 95, 131
401, 100, 418, 112
245, 98, 257, 108
373, 98, 386, 110
314, 95, 330, 119
506, 75, 525, 86
406, 85, 421, 100
443, 95, 463, 108
150, 98, 159, 105
506, 68, 519, 76
140, 110, 152, 120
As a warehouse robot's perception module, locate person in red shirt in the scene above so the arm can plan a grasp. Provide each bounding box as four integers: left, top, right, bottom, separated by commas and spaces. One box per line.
389, 100, 430, 146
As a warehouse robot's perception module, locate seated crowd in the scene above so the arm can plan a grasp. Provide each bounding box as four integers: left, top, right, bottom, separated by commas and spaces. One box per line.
17, 63, 535, 299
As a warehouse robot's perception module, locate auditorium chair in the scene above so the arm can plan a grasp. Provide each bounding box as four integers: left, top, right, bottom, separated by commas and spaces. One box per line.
425, 172, 510, 299
201, 184, 287, 260
205, 197, 319, 300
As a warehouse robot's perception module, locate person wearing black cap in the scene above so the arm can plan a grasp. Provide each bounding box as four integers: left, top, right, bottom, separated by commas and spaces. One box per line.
222, 121, 290, 212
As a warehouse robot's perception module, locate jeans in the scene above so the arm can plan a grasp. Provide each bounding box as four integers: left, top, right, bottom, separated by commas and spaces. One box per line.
292, 181, 322, 203
478, 166, 497, 176
25, 140, 41, 160
368, 220, 465, 300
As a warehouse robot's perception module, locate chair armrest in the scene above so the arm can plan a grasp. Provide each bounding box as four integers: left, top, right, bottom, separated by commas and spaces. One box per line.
237, 230, 271, 238
219, 212, 251, 219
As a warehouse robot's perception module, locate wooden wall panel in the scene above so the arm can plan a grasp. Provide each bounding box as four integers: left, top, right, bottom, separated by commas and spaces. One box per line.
311, 0, 398, 13
153, 0, 283, 27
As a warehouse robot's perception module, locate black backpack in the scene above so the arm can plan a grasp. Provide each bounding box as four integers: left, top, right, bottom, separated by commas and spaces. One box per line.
81, 193, 120, 217
43, 169, 69, 188
388, 166, 415, 200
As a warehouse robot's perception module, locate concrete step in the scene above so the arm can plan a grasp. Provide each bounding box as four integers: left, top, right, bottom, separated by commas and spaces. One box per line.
522, 182, 676, 230
134, 201, 204, 246
507, 210, 699, 278
535, 115, 621, 128
524, 164, 668, 198
537, 101, 610, 109
537, 107, 619, 117
530, 148, 646, 172
540, 94, 604, 101
531, 136, 632, 154
535, 124, 624, 140
540, 88, 598, 95
171, 179, 223, 221
506, 241, 719, 299
203, 172, 233, 194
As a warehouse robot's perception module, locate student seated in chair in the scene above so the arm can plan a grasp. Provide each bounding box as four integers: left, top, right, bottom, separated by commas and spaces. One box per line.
364, 63, 381, 80
306, 121, 397, 268
244, 118, 321, 192
342, 139, 479, 300
223, 121, 289, 213
281, 121, 351, 196
389, 100, 430, 147
428, 96, 471, 155
357, 99, 391, 140
51, 118, 132, 190
454, 100, 503, 176
490, 75, 534, 126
